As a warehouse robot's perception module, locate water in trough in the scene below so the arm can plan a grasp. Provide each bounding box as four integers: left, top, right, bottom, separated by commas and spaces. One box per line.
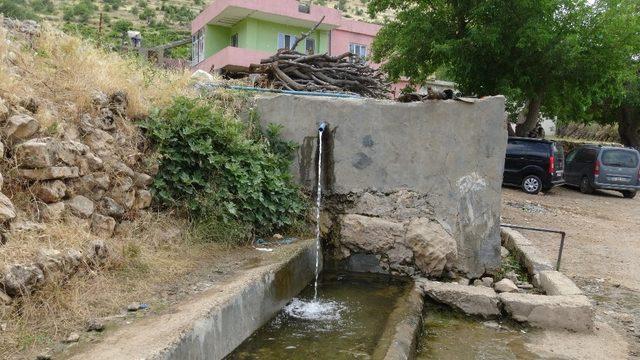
225, 271, 408, 359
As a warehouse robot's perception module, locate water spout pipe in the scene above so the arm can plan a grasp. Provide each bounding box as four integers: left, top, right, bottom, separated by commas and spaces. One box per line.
318, 122, 328, 133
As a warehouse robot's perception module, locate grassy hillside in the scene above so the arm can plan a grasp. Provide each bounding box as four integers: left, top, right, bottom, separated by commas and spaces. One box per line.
0, 0, 386, 60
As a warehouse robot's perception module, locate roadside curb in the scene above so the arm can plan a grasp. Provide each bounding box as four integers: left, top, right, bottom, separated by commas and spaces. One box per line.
373, 283, 424, 360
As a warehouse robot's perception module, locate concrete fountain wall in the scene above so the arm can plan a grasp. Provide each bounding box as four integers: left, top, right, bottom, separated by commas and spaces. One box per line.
254, 95, 507, 278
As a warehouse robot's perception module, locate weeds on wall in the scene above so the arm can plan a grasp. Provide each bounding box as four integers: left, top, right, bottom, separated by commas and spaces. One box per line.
143, 96, 308, 243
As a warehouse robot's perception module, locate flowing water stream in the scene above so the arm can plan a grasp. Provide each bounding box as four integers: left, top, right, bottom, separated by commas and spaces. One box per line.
314, 123, 325, 299
279, 123, 328, 320
224, 124, 415, 359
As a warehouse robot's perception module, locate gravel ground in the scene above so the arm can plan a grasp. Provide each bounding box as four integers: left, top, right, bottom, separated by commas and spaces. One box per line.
502, 185, 640, 358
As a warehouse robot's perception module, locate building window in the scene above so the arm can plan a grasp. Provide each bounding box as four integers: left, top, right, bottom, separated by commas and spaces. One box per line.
192, 29, 205, 65
349, 43, 367, 58
278, 33, 297, 50
306, 38, 315, 55
231, 33, 239, 47
298, 3, 310, 13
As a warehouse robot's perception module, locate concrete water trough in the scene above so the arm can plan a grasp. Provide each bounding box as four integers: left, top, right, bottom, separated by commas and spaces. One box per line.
66, 240, 318, 360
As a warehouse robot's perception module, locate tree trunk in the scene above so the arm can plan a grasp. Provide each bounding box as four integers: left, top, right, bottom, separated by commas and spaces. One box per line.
618, 105, 640, 149
515, 97, 543, 137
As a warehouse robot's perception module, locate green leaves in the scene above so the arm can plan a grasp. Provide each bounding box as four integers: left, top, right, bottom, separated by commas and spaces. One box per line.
369, 0, 640, 126
144, 97, 307, 239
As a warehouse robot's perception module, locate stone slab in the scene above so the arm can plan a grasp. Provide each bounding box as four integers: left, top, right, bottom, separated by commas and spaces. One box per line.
539, 270, 583, 296
499, 293, 594, 332
416, 278, 501, 318
18, 166, 79, 181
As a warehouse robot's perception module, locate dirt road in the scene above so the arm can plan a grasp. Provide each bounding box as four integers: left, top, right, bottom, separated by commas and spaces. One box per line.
502, 186, 640, 357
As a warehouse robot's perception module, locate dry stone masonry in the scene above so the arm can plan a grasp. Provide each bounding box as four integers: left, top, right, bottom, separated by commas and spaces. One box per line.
0, 88, 156, 302
325, 189, 458, 277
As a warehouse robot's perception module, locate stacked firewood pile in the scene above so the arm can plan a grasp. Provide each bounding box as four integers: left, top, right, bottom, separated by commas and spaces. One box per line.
248, 17, 390, 98
250, 50, 390, 98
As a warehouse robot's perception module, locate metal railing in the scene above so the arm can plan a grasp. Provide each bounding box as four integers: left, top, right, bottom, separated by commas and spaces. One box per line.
500, 223, 566, 271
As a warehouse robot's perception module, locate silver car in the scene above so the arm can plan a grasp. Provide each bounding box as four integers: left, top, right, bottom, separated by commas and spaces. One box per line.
564, 145, 640, 199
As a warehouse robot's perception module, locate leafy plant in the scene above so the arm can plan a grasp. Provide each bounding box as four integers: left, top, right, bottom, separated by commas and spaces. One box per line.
139, 7, 156, 23
31, 0, 55, 14
62, 0, 97, 23
496, 253, 528, 283
143, 97, 307, 240
368, 0, 640, 138
0, 0, 38, 20
103, 0, 123, 11
161, 4, 195, 25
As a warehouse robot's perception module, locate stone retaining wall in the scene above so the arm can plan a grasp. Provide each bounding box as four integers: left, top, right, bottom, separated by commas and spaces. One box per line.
1, 91, 155, 301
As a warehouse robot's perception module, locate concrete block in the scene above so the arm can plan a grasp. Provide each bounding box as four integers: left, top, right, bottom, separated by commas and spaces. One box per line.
255, 95, 507, 277
416, 278, 500, 318
374, 285, 424, 360
499, 293, 594, 332
501, 228, 553, 275
539, 270, 583, 296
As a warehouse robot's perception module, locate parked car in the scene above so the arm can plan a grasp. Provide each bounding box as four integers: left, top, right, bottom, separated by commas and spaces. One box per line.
503, 137, 565, 194
564, 145, 640, 199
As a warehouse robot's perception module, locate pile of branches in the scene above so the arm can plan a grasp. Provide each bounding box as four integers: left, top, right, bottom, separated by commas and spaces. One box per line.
248, 17, 390, 98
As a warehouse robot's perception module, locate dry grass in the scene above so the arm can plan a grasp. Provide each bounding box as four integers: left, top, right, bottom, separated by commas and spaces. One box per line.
0, 20, 221, 358
0, 20, 192, 126
0, 210, 239, 359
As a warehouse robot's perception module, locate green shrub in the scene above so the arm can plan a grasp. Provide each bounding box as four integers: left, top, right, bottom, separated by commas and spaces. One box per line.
103, 0, 123, 11
62, 0, 97, 23
139, 7, 156, 22
143, 97, 307, 240
161, 4, 194, 25
31, 0, 55, 14
111, 19, 133, 33
0, 0, 37, 20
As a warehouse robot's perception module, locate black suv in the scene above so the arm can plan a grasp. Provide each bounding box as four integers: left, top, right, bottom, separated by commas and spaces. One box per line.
503, 137, 565, 194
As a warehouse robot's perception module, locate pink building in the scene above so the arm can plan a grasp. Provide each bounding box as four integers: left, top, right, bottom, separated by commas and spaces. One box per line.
191, 0, 408, 97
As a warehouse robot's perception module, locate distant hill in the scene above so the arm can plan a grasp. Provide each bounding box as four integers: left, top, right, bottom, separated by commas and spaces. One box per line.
0, 0, 387, 60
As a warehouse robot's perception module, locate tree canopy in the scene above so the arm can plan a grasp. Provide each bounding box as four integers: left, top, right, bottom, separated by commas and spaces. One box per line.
368, 0, 640, 139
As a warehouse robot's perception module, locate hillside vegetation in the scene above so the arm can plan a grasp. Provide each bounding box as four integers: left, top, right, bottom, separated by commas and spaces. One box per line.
0, 0, 384, 59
